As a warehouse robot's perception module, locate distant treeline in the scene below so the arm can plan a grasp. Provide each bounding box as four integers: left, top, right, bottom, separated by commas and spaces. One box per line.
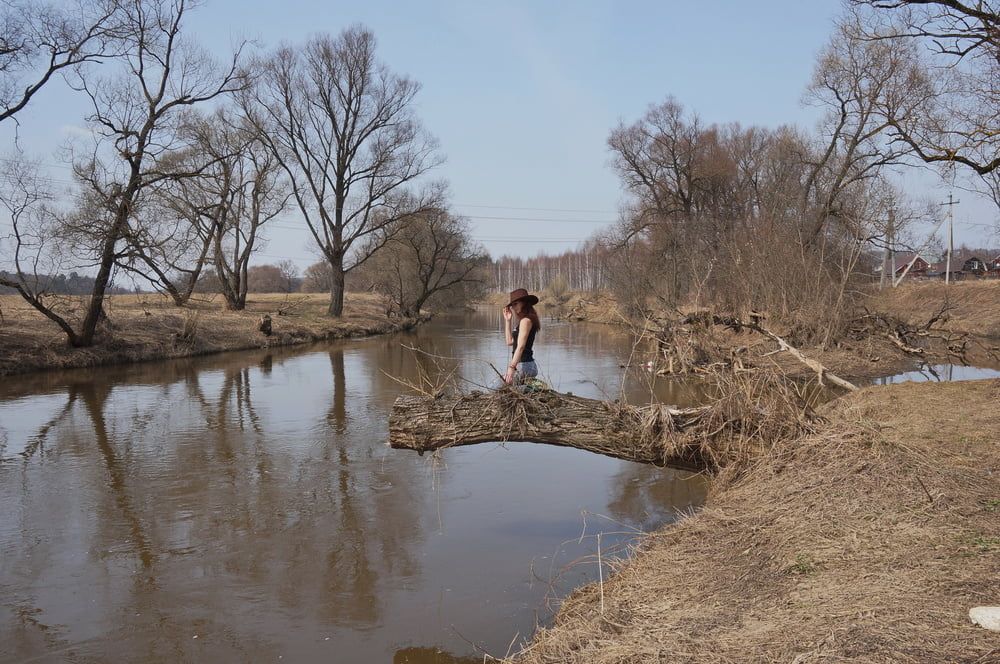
0, 271, 129, 296
490, 247, 608, 293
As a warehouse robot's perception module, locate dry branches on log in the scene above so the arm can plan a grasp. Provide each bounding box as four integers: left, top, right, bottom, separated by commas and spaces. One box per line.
680, 313, 859, 391
389, 370, 820, 473
850, 306, 999, 364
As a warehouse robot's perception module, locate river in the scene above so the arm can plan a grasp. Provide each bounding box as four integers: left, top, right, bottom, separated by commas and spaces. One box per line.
0, 309, 709, 663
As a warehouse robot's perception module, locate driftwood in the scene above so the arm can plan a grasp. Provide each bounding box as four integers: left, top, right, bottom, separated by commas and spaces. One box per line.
389, 389, 710, 470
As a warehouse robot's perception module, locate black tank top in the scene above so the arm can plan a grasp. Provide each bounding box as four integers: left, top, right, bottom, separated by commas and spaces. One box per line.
512, 319, 537, 363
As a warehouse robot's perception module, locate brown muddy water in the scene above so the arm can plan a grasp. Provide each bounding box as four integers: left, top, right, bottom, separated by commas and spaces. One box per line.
0, 309, 709, 663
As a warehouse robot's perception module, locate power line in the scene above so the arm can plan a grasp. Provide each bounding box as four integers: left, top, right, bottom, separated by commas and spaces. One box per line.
464, 214, 611, 223
454, 203, 617, 215
0, 163, 620, 220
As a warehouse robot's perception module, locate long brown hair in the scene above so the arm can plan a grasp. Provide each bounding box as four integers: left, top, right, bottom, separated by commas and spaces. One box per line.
517, 302, 541, 332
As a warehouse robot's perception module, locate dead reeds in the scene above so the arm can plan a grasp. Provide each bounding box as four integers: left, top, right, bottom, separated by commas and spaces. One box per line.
509, 379, 1000, 663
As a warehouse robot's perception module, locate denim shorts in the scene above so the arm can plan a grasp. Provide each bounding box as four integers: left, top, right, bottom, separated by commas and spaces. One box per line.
515, 360, 539, 380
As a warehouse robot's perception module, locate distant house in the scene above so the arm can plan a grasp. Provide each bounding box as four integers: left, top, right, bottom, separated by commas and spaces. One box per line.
875, 252, 931, 281
892, 252, 931, 278
963, 255, 989, 273
987, 254, 1000, 278
930, 251, 989, 280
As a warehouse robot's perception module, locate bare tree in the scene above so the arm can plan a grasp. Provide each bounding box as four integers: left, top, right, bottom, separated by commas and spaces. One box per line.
143, 108, 289, 309
0, 0, 121, 123
3, 0, 245, 346
275, 259, 298, 294
116, 156, 216, 306
0, 156, 82, 335
246, 262, 295, 293
365, 210, 486, 316
800, 16, 930, 244
243, 26, 443, 317
853, 0, 1000, 174
300, 260, 332, 293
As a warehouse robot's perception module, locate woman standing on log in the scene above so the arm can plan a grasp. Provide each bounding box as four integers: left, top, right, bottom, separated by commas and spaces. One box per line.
503, 288, 541, 385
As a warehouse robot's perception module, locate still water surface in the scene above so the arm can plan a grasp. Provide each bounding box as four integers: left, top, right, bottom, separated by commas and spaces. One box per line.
873, 363, 1000, 384
0, 309, 707, 663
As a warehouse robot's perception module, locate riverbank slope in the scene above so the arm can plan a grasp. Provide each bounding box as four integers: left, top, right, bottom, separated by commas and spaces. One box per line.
536, 282, 1000, 381
0, 292, 424, 377
553, 281, 1000, 340
874, 279, 1000, 340
512, 378, 1000, 662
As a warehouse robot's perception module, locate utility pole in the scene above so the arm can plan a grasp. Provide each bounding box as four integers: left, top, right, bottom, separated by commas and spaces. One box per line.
880, 206, 895, 289
940, 193, 959, 285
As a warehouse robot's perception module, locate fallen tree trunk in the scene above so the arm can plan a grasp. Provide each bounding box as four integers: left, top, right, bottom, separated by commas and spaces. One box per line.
388, 367, 822, 474
389, 389, 711, 471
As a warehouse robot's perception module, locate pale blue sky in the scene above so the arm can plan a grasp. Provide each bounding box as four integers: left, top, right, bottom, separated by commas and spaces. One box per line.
4, 0, 996, 269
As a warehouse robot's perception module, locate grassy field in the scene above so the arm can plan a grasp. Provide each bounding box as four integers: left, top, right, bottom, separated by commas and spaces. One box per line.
512, 378, 1000, 662
0, 292, 423, 377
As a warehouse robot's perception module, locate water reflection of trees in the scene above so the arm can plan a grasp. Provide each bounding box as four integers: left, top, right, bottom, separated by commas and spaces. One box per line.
17, 391, 79, 460
3, 342, 436, 658
606, 463, 708, 532
77, 380, 157, 572
327, 349, 347, 433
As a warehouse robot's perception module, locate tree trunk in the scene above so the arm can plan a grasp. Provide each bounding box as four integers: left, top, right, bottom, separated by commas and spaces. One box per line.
164, 279, 187, 307
328, 253, 345, 317
388, 390, 710, 472
77, 221, 123, 347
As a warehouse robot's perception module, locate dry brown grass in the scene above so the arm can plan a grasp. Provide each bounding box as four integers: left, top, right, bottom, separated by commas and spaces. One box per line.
0, 292, 424, 377
874, 280, 1000, 340
512, 379, 1000, 663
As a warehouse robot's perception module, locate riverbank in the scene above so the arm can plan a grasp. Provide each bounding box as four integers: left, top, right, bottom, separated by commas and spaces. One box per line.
538, 283, 1000, 381
0, 292, 425, 377
512, 377, 1000, 662
874, 279, 1000, 339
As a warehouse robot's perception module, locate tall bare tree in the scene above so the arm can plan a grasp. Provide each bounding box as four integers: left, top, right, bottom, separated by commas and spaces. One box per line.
800, 16, 930, 244
2, 0, 244, 346
243, 26, 443, 317
144, 108, 289, 309
0, 0, 120, 123
853, 0, 1000, 175
116, 150, 215, 306
0, 157, 80, 334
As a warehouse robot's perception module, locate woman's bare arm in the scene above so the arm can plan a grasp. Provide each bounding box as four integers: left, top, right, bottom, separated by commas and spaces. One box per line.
504, 306, 514, 346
